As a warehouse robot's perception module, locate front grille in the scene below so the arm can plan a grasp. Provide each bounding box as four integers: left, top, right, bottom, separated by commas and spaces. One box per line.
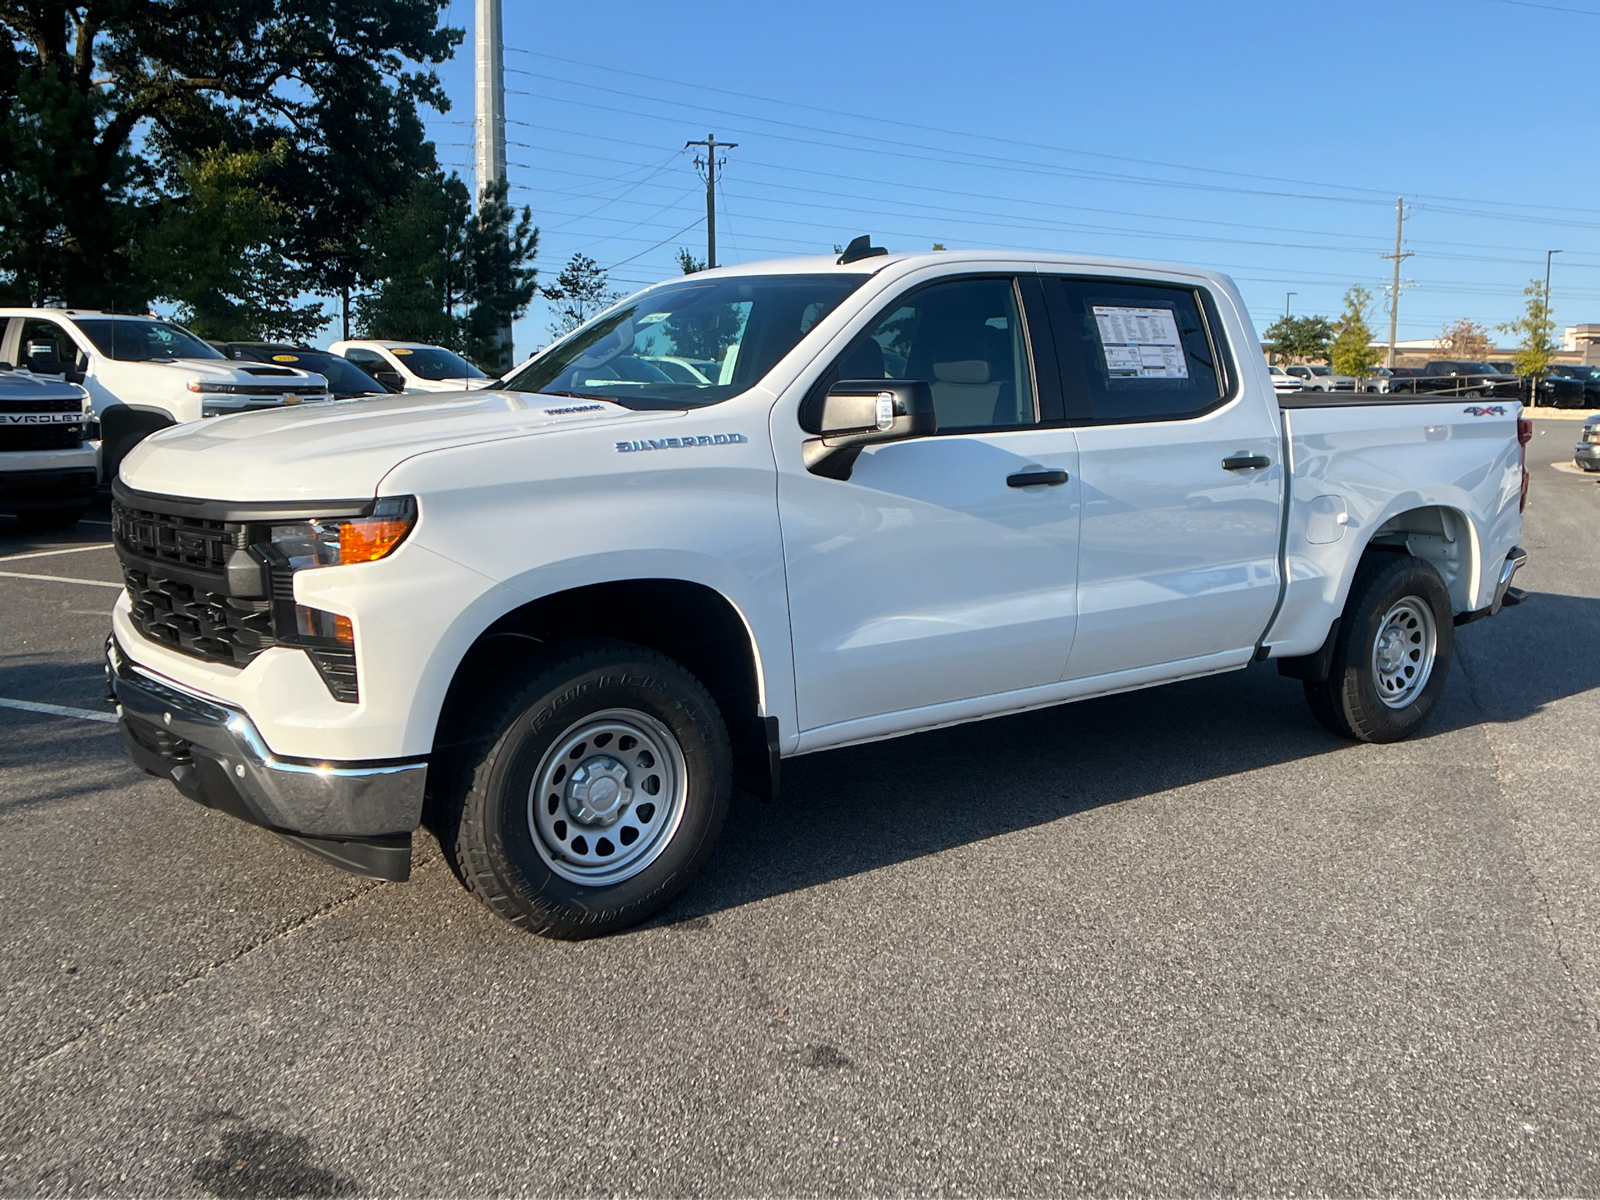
203, 384, 326, 396
123, 565, 277, 666
113, 502, 236, 572
113, 495, 360, 702
0, 425, 84, 451
0, 396, 83, 413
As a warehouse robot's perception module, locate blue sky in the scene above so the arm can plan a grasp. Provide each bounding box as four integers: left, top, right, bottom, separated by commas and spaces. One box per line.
413, 0, 1600, 360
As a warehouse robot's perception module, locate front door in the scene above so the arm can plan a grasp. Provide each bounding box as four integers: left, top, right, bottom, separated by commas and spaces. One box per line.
778, 274, 1081, 736
1039, 274, 1284, 681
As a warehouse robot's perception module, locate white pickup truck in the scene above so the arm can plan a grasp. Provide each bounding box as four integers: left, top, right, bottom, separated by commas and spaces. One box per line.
0, 309, 332, 479
105, 247, 1528, 939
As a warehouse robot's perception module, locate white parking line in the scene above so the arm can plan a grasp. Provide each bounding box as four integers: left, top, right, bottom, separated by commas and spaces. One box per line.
0, 696, 119, 723
0, 570, 122, 589
0, 543, 114, 563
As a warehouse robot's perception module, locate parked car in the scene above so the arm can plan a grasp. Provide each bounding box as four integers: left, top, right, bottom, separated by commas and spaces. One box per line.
1284, 363, 1356, 391
328, 340, 492, 393
1547, 364, 1600, 408
1385, 361, 1521, 400
1267, 364, 1303, 393
0, 310, 331, 480
0, 366, 98, 529
211, 343, 396, 400
1575, 413, 1600, 472
108, 248, 1529, 939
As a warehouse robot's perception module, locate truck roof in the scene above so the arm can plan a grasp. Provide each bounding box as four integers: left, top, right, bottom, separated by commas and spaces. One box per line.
676, 249, 1229, 286
0, 307, 164, 321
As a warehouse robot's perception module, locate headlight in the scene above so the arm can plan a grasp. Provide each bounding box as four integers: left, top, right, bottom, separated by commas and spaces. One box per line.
266, 496, 417, 570
187, 379, 232, 393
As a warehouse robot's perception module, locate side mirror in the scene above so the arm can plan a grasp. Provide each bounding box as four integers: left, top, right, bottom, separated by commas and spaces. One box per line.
373, 370, 405, 392
803, 379, 937, 480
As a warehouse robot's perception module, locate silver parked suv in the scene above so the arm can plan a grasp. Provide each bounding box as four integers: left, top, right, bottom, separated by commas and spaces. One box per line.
1576, 414, 1600, 472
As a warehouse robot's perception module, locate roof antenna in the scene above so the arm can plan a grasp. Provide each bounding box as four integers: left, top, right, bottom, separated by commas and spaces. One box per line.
837, 235, 887, 265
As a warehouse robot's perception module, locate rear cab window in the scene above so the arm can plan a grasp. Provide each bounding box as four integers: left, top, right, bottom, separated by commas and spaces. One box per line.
1041, 277, 1232, 424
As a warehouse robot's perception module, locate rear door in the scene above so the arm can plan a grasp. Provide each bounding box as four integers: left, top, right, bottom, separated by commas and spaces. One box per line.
1040, 274, 1284, 681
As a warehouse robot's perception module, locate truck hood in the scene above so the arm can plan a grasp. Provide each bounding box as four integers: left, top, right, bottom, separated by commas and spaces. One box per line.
119, 389, 681, 501
121, 357, 326, 386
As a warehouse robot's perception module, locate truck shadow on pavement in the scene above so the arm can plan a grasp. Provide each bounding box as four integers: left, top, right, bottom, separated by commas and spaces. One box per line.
664, 590, 1600, 926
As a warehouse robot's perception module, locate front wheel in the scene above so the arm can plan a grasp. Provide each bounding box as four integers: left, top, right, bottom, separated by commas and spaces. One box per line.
1303, 553, 1454, 743
440, 639, 731, 938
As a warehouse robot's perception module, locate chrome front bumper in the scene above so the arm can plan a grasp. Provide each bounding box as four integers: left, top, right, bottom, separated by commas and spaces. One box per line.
106, 637, 425, 880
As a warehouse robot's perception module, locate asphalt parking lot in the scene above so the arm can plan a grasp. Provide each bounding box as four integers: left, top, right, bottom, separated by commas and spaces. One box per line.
1, 419, 1598, 1197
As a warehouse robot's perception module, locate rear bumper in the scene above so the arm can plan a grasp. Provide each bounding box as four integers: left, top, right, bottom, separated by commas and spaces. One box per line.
106, 636, 425, 880
1574, 443, 1600, 467
1455, 545, 1527, 626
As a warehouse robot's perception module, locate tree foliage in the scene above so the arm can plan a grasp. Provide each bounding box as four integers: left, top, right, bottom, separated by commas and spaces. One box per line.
1262, 313, 1335, 363
675, 246, 705, 274
1437, 318, 1494, 361
0, 0, 460, 312
543, 253, 621, 339
464, 179, 539, 373
1330, 286, 1381, 380
1498, 281, 1556, 378
357, 175, 538, 370
135, 141, 323, 341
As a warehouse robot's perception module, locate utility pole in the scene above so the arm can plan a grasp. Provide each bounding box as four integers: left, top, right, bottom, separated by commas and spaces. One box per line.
1285, 293, 1296, 318
1545, 249, 1562, 341
474, 0, 511, 362
685, 134, 736, 269
1382, 196, 1413, 368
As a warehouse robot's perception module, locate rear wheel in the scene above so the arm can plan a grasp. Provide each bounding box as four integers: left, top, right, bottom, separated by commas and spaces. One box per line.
438, 639, 731, 938
1303, 553, 1453, 743
16, 505, 87, 531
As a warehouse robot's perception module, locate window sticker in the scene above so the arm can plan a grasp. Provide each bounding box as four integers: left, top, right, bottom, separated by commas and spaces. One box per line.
1091, 305, 1189, 379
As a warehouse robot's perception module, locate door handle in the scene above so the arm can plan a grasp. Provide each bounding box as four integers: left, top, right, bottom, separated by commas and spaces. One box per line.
1006, 469, 1070, 488
1221, 454, 1271, 471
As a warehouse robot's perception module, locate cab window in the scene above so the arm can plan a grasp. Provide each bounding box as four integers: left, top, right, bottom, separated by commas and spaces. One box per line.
804, 275, 1036, 432
1043, 277, 1228, 423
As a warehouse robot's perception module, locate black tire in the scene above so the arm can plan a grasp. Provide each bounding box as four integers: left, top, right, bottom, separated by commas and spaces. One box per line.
102, 416, 171, 482
16, 505, 87, 531
437, 638, 731, 939
1303, 553, 1454, 743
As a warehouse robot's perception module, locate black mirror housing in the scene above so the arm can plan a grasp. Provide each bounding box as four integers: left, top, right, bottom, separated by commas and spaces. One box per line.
804, 379, 936, 479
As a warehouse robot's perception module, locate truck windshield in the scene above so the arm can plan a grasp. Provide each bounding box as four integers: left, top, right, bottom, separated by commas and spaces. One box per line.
500, 273, 868, 409
76, 319, 224, 362
392, 347, 486, 380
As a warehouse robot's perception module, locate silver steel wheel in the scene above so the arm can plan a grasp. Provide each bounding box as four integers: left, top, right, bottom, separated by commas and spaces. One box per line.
1370, 596, 1437, 709
526, 708, 688, 886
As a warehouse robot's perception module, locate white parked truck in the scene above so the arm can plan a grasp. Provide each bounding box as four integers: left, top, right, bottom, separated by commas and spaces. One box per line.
0, 310, 332, 479
106, 247, 1529, 938
327, 340, 493, 393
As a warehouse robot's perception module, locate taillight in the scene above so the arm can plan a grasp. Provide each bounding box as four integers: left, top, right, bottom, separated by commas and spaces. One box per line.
1518, 415, 1531, 512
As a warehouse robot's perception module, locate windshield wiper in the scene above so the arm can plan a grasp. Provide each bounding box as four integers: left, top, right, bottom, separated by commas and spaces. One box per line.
539, 389, 613, 402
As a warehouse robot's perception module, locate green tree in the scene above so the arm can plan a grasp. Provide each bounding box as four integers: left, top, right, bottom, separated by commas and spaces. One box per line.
543, 253, 621, 339
1262, 313, 1335, 362
675, 247, 705, 274
355, 171, 472, 348
463, 179, 539, 373
136, 142, 323, 341
1329, 286, 1381, 381
1499, 279, 1556, 378
0, 1, 460, 310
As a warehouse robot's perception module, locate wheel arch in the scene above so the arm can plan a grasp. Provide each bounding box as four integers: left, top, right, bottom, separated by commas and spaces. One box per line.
1353, 502, 1481, 615
430, 577, 775, 800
